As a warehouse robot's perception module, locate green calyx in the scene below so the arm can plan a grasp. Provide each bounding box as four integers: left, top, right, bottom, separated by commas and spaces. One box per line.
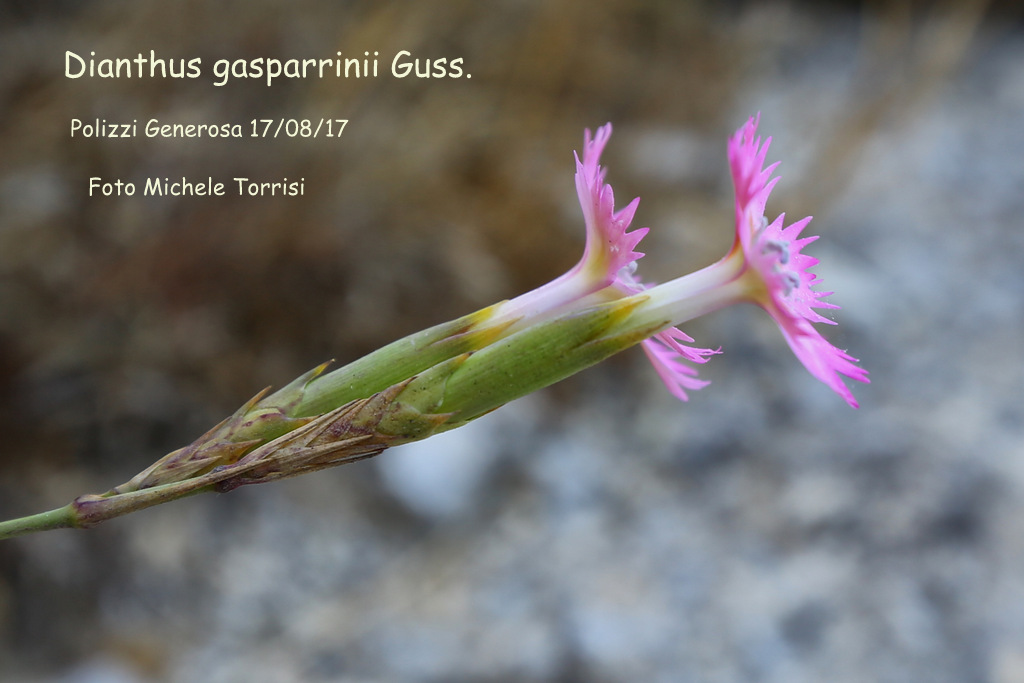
292, 301, 518, 417
383, 295, 666, 432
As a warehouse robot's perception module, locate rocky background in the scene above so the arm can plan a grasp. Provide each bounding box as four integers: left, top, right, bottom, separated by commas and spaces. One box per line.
2, 1, 1024, 681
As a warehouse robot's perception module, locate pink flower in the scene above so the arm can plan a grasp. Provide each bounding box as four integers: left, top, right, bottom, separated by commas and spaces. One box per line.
496, 124, 651, 321
630, 115, 867, 407
487, 124, 715, 399
572, 124, 649, 288
726, 115, 869, 407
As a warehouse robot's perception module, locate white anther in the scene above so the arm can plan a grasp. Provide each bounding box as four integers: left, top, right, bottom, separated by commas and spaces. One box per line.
761, 239, 790, 264
781, 270, 801, 296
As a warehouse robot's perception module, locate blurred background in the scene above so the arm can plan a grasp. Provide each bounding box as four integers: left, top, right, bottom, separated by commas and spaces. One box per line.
2, 0, 1023, 681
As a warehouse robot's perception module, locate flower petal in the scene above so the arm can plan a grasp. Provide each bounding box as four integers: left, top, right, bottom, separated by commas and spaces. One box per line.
641, 337, 712, 402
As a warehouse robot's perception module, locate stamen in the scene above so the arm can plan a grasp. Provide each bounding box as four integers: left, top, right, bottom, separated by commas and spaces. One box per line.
780, 270, 801, 296
761, 239, 790, 264
617, 261, 639, 283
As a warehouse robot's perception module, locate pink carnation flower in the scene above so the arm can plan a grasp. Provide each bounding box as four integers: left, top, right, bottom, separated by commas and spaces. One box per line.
726, 115, 868, 407
572, 124, 649, 288
496, 124, 650, 320
488, 124, 715, 399
629, 115, 867, 407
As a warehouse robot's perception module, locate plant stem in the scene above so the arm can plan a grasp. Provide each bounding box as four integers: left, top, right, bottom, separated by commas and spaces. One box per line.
0, 504, 77, 540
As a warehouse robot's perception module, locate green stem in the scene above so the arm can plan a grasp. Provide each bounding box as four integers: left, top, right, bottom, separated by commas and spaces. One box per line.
0, 504, 77, 540
0, 465, 229, 540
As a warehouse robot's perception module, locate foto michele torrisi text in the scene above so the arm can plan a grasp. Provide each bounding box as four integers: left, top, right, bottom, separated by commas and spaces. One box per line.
89, 177, 305, 197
